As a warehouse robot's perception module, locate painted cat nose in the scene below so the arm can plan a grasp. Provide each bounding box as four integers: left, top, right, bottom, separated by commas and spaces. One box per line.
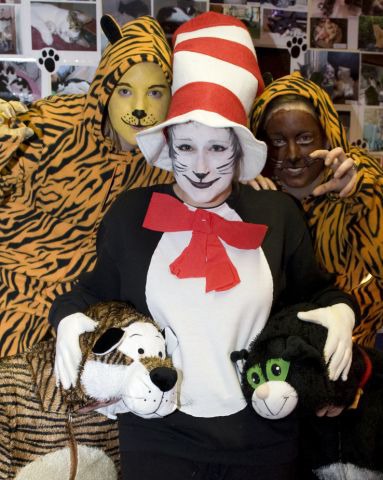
193, 171, 210, 181
132, 109, 147, 119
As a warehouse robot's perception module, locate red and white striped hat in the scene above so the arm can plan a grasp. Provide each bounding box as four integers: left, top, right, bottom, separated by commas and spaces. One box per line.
137, 11, 267, 181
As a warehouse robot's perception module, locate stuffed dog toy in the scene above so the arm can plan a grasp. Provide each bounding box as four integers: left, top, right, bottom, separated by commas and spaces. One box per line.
232, 303, 383, 480
0, 301, 177, 480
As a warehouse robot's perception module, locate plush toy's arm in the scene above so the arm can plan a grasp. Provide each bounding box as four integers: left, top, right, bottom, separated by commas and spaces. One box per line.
0, 403, 12, 479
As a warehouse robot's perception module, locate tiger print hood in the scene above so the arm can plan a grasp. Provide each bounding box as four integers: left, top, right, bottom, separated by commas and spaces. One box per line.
83, 15, 172, 144
250, 71, 350, 153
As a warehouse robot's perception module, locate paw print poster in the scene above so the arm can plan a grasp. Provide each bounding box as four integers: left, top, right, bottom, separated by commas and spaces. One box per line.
0, 0, 102, 102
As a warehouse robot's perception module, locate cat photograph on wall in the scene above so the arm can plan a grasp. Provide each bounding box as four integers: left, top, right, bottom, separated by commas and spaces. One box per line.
155, 0, 205, 40
358, 15, 383, 51
51, 64, 96, 95
311, 17, 347, 49
31, 1, 97, 51
0, 60, 41, 104
0, 6, 16, 54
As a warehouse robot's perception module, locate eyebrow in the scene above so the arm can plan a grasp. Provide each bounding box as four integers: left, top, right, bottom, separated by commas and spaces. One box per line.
174, 137, 192, 141
118, 82, 168, 89
173, 138, 230, 143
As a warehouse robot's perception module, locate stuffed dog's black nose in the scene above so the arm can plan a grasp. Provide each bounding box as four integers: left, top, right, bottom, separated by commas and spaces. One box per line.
150, 367, 177, 392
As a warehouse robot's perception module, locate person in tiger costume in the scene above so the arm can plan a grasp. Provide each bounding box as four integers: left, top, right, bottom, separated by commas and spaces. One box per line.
250, 71, 383, 348
0, 15, 173, 357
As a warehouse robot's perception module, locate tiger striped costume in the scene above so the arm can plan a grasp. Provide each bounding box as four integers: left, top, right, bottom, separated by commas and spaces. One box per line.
0, 16, 173, 356
251, 72, 383, 347
0, 301, 176, 480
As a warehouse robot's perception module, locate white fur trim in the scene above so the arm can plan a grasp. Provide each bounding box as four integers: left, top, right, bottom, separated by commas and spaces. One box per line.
315, 462, 383, 480
15, 445, 117, 480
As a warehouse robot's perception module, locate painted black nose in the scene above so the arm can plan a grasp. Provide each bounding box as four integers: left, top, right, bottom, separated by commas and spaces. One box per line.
193, 171, 210, 181
132, 109, 147, 119
150, 367, 177, 392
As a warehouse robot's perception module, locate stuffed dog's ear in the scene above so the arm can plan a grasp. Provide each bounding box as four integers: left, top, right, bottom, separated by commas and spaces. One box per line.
92, 327, 125, 355
283, 336, 323, 364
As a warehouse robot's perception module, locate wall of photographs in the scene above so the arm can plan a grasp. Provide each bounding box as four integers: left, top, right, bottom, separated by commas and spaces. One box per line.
1, 0, 382, 157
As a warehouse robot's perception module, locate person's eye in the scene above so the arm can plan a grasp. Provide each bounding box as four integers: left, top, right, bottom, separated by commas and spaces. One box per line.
297, 134, 314, 144
270, 138, 286, 147
210, 144, 228, 152
176, 144, 193, 152
118, 88, 132, 97
148, 89, 163, 99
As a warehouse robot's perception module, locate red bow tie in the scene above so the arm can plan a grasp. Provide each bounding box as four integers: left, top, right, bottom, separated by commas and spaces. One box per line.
143, 193, 268, 292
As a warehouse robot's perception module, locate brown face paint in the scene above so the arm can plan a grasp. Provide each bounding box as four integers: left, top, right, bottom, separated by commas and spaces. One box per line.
264, 109, 325, 190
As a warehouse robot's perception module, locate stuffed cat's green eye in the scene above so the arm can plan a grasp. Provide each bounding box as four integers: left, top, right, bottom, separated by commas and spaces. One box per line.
246, 365, 266, 389
265, 358, 290, 382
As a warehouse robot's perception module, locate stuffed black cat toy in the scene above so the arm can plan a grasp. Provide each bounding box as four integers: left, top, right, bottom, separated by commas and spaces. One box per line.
232, 303, 383, 480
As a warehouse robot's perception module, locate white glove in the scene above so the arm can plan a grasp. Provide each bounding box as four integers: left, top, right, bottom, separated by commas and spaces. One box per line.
0, 99, 34, 139
54, 312, 97, 390
297, 303, 355, 381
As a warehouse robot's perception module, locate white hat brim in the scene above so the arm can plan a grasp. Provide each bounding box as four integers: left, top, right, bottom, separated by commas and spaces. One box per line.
136, 110, 266, 181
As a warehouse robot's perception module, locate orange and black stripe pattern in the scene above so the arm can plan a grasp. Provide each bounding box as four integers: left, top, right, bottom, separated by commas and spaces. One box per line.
0, 16, 173, 357
251, 72, 383, 347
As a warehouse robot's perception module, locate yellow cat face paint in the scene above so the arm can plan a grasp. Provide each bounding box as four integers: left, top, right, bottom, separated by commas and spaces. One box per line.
108, 62, 171, 149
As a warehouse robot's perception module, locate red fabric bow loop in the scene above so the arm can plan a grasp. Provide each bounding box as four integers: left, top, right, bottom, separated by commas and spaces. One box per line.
143, 192, 268, 292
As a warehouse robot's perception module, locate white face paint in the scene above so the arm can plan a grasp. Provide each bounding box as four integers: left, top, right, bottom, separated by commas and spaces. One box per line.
170, 122, 237, 208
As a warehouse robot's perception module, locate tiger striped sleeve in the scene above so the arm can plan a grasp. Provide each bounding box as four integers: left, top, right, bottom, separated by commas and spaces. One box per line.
0, 360, 14, 478
347, 149, 383, 280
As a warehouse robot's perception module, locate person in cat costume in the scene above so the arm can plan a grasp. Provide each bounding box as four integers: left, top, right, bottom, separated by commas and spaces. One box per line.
250, 72, 383, 348
50, 12, 357, 480
0, 15, 173, 357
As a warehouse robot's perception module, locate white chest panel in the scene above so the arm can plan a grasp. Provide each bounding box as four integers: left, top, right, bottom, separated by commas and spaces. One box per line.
146, 202, 273, 417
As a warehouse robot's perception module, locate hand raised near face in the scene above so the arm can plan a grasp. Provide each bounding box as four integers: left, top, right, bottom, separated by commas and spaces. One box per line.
246, 175, 278, 191
310, 147, 357, 198
0, 99, 34, 140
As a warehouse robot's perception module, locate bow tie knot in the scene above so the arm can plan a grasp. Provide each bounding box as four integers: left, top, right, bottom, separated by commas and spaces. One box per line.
143, 192, 268, 292
192, 210, 214, 234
